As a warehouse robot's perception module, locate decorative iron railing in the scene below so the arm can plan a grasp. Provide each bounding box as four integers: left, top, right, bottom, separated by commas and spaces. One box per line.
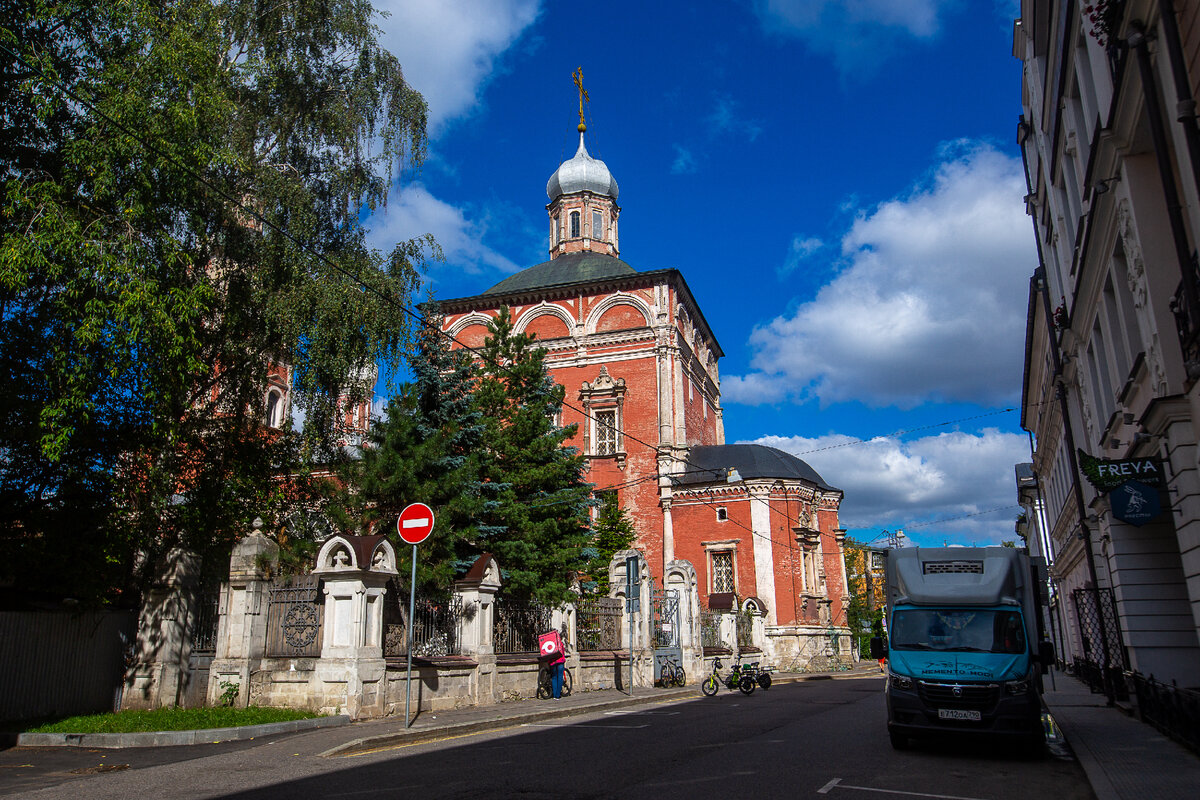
493, 597, 552, 654
1125, 671, 1200, 755
736, 610, 754, 649
576, 597, 622, 650
384, 595, 467, 658
701, 610, 725, 650
265, 576, 323, 658
1072, 587, 1129, 699
189, 584, 221, 654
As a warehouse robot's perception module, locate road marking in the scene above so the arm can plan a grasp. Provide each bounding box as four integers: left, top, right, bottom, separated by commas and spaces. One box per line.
642, 770, 756, 788
602, 710, 681, 716
521, 722, 649, 729
817, 778, 991, 800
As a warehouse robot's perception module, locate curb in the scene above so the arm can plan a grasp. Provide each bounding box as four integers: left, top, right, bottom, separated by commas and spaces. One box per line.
322, 668, 879, 757
14, 714, 351, 749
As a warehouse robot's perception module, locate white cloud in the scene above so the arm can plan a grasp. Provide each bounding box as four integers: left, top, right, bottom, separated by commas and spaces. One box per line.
671, 145, 697, 175
723, 141, 1034, 409
365, 183, 521, 278
779, 235, 824, 277
375, 0, 541, 131
756, 0, 959, 71
753, 427, 1029, 545
708, 94, 763, 142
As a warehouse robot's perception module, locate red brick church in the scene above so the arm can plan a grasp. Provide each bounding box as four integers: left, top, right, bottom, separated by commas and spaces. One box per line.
438, 121, 850, 635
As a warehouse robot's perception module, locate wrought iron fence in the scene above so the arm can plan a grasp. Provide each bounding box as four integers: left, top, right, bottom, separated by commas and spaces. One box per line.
1072, 587, 1129, 698
265, 576, 323, 658
736, 610, 754, 649
493, 597, 552, 654
383, 594, 467, 658
189, 584, 221, 654
701, 610, 724, 650
576, 597, 622, 650
1125, 670, 1200, 755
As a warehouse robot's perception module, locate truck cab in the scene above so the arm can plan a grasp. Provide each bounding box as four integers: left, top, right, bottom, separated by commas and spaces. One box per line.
872, 547, 1051, 752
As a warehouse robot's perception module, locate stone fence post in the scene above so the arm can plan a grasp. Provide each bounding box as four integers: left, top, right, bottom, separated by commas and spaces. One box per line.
122, 547, 201, 709
454, 554, 501, 705
609, 549, 654, 687
208, 520, 278, 707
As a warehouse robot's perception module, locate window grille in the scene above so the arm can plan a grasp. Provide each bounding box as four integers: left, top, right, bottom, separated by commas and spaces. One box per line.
595, 409, 618, 455
570, 211, 580, 238
712, 551, 734, 594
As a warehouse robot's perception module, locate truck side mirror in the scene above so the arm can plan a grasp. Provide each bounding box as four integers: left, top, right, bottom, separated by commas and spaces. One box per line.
1038, 640, 1055, 665
869, 636, 886, 660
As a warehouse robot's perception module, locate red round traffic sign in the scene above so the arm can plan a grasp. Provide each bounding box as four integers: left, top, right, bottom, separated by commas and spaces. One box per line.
397, 502, 435, 545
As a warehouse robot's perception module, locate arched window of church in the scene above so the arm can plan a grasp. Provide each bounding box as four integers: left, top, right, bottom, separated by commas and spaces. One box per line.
570, 210, 581, 238
265, 390, 283, 428
552, 212, 560, 244
592, 210, 603, 240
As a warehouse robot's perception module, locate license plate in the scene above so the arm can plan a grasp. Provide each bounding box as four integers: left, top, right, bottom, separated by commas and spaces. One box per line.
938, 708, 981, 721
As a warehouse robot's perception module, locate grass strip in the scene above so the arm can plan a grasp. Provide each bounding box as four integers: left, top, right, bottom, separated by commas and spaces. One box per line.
21, 706, 321, 734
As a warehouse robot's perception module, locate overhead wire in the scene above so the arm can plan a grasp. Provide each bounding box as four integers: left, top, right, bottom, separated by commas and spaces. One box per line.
6, 41, 1018, 552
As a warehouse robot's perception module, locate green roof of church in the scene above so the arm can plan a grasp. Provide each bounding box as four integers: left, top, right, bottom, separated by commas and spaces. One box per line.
483, 252, 636, 295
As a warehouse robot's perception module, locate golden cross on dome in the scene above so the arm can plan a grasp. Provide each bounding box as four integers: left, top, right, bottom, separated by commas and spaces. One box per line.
572, 66, 589, 132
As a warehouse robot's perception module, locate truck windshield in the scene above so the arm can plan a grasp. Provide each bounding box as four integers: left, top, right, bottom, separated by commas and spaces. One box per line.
890, 609, 1026, 654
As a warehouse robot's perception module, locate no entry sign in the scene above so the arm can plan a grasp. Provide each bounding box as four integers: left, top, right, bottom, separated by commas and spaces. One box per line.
397, 503, 435, 544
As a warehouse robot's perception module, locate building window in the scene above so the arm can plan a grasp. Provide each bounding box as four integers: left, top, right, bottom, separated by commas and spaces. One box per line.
265, 390, 284, 428
592, 210, 603, 239
551, 213, 559, 245
570, 210, 581, 238
711, 551, 735, 594
595, 409, 618, 455
716, 507, 728, 522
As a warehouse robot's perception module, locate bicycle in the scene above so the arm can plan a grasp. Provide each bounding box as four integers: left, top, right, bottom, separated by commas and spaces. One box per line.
655, 655, 686, 688
536, 662, 573, 699
701, 656, 756, 696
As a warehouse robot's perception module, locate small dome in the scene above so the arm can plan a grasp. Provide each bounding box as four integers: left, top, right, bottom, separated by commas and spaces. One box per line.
547, 132, 619, 201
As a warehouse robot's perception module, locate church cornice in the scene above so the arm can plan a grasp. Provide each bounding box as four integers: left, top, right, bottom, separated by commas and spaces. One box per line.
437, 268, 724, 359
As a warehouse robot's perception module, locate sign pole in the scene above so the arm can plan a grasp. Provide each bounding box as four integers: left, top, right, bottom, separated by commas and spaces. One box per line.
405, 543, 417, 728
396, 502, 434, 729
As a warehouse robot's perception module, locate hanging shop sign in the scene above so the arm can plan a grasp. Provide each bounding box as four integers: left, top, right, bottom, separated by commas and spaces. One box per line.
1079, 451, 1164, 492
1109, 479, 1163, 527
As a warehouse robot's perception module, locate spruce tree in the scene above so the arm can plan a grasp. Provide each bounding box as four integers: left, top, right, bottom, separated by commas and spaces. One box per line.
586, 492, 637, 595
475, 307, 592, 603
350, 308, 493, 596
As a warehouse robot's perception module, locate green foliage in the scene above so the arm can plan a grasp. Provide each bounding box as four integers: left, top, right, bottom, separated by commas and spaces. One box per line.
842, 538, 884, 653
217, 679, 240, 707
1, 0, 431, 603
347, 305, 495, 596
585, 492, 636, 594
474, 307, 593, 604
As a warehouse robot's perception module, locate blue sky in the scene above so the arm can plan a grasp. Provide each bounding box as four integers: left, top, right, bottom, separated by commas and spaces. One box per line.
364, 0, 1036, 548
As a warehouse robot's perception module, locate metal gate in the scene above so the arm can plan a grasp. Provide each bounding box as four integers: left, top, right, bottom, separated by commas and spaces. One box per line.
652, 588, 682, 682
1072, 587, 1128, 696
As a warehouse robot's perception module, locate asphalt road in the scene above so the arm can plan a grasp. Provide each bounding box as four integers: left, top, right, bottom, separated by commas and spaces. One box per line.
1, 675, 1094, 799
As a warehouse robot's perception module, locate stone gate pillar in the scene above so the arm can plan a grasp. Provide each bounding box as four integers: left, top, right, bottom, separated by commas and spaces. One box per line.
664, 559, 702, 681
122, 548, 200, 709
311, 534, 398, 719
454, 554, 501, 705
207, 519, 278, 707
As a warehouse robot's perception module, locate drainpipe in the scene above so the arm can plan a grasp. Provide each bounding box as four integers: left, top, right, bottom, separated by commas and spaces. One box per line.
1016, 119, 1116, 704
1157, 2, 1200, 208
1128, 21, 1200, 354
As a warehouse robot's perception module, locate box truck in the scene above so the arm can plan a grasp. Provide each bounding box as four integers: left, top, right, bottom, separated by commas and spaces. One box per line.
870, 547, 1053, 751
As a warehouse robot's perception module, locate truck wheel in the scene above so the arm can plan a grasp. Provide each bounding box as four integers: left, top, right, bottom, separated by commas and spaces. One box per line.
889, 730, 909, 750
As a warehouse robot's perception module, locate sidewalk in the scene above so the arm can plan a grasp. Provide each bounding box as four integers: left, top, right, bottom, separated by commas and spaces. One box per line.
1042, 668, 1200, 800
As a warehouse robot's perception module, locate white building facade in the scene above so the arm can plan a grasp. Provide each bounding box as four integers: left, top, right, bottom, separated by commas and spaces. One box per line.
1016, 0, 1200, 689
